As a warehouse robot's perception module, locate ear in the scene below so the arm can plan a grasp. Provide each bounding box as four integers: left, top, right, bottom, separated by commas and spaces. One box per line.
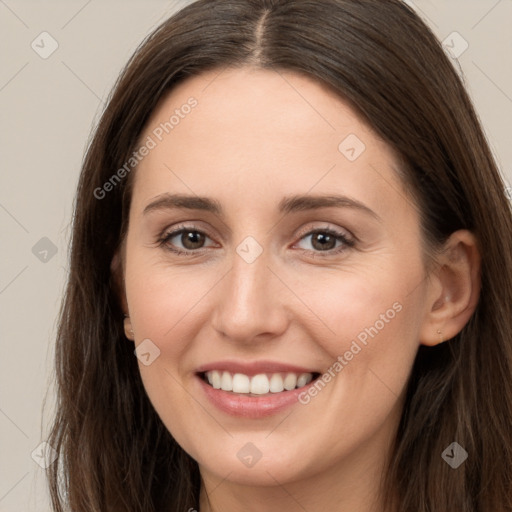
419, 230, 481, 346
110, 245, 134, 341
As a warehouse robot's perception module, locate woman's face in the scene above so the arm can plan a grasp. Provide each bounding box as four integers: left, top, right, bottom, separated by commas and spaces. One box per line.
120, 67, 432, 490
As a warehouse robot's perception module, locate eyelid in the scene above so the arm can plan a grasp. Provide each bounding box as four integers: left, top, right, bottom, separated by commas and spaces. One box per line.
294, 222, 355, 243
157, 222, 216, 250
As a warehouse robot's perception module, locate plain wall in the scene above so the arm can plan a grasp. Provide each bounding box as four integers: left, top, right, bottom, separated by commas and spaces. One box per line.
0, 1, 511, 510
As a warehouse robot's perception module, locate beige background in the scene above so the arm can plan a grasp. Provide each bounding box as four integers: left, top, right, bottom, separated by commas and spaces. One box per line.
0, 1, 511, 510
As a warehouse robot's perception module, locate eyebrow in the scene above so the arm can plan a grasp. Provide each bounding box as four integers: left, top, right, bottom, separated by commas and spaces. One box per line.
143, 193, 381, 221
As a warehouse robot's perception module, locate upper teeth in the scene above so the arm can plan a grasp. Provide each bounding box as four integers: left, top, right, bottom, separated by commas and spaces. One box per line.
205, 371, 314, 394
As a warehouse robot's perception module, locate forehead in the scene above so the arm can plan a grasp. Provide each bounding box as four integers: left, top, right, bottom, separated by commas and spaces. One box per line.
130, 66, 412, 224
143, 66, 377, 155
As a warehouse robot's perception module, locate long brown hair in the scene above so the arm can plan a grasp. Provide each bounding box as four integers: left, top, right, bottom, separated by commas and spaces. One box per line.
46, 0, 512, 510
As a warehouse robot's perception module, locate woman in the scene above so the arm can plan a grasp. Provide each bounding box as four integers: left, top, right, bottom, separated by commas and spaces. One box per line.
46, 0, 512, 511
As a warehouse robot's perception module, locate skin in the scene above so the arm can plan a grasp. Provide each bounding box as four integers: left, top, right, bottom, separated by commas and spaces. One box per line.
113, 66, 481, 512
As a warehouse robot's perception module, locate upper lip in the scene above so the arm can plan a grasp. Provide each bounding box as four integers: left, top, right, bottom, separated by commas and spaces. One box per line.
195, 360, 320, 377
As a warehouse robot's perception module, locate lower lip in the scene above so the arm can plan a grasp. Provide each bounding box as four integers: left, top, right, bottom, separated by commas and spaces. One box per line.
196, 374, 317, 418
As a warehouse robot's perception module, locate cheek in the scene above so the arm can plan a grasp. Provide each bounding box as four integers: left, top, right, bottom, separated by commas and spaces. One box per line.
296, 258, 426, 430
303, 263, 422, 358
125, 262, 215, 346
123, 259, 215, 439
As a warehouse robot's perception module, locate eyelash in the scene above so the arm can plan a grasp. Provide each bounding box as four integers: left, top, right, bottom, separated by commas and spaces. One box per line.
156, 223, 355, 258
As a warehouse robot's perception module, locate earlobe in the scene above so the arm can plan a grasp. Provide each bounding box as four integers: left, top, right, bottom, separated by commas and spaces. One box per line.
124, 315, 135, 341
419, 230, 481, 347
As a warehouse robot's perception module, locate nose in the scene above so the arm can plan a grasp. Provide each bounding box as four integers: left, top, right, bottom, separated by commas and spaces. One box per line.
210, 247, 290, 345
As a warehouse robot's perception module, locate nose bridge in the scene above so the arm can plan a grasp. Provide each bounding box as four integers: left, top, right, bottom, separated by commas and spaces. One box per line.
211, 238, 288, 341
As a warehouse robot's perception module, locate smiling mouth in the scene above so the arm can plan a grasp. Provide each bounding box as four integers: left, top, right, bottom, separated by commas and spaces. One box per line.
198, 371, 322, 396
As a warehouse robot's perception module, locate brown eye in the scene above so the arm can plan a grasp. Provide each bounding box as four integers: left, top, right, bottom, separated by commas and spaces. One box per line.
309, 232, 338, 251
158, 225, 214, 255
175, 230, 206, 250
295, 227, 355, 257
